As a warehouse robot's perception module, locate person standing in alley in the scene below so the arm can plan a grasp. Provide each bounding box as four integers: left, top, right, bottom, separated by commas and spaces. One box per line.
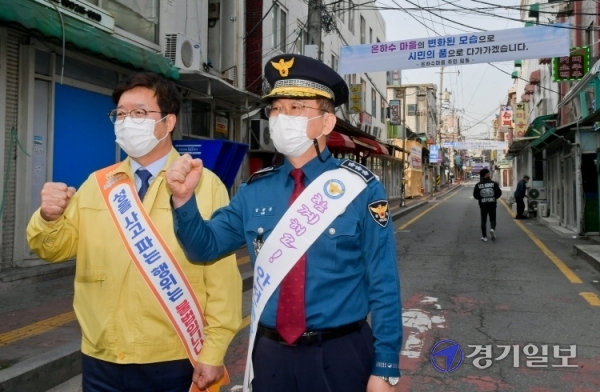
27, 72, 241, 392
473, 168, 502, 242
514, 175, 530, 219
166, 54, 402, 392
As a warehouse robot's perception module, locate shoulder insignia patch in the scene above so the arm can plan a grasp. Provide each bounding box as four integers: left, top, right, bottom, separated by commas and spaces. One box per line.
247, 166, 277, 183
368, 200, 389, 227
340, 160, 375, 183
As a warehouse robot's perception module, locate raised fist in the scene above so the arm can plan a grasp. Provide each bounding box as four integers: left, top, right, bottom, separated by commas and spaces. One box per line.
166, 154, 203, 208
40, 182, 76, 221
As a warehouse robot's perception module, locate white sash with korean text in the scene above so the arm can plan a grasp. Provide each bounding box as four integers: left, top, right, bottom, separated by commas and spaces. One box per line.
95, 164, 226, 392
243, 168, 367, 391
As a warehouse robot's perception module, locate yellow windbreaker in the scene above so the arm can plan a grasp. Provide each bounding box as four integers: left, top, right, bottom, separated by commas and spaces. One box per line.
27, 148, 241, 366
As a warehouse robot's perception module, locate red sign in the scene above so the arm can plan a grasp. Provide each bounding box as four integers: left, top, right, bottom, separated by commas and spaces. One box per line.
360, 112, 372, 125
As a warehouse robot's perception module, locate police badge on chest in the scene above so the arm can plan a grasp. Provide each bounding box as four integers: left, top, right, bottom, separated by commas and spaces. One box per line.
253, 227, 265, 256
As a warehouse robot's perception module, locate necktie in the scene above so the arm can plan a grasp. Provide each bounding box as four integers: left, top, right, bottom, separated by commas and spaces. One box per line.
276, 168, 307, 345
136, 168, 152, 201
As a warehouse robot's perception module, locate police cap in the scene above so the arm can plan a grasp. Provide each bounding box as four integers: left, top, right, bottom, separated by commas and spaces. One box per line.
262, 54, 349, 107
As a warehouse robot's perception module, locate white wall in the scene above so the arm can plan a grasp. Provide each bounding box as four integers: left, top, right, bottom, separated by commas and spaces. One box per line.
261, 1, 388, 140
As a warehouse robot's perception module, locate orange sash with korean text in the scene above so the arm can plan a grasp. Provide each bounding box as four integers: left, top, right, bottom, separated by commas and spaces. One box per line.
95, 163, 228, 392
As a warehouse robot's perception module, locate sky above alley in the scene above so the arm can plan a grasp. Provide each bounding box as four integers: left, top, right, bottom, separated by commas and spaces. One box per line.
375, 0, 527, 139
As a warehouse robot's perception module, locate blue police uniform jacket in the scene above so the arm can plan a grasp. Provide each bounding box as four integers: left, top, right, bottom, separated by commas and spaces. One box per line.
173, 149, 402, 377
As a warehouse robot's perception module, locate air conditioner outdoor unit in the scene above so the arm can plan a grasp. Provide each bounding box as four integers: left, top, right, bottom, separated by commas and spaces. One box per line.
528, 187, 546, 200
527, 187, 546, 216
164, 33, 201, 71
249, 119, 275, 151
373, 126, 382, 139
528, 199, 545, 214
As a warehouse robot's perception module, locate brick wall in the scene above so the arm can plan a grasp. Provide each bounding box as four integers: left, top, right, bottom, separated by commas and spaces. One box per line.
245, 0, 264, 96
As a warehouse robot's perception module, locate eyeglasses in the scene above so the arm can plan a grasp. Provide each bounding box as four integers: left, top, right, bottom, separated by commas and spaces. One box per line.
108, 108, 164, 125
264, 102, 329, 118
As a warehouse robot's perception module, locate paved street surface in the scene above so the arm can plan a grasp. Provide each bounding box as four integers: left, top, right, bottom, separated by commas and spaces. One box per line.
2, 181, 600, 391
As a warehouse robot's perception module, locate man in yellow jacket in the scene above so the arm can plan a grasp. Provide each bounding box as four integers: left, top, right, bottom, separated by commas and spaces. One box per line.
27, 72, 241, 392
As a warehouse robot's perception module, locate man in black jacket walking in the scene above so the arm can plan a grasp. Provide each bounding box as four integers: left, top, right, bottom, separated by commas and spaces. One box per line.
514, 175, 530, 219
473, 169, 502, 241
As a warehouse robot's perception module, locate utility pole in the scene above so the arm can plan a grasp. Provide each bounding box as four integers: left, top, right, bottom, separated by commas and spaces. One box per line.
435, 66, 444, 192
307, 0, 322, 60
401, 82, 407, 207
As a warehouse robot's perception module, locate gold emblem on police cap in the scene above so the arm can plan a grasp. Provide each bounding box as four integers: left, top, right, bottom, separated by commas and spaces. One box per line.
271, 57, 295, 77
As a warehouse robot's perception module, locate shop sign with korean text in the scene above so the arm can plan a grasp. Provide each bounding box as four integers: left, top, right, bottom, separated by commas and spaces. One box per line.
410, 145, 422, 169
349, 84, 362, 114
34, 0, 115, 33
513, 103, 528, 138
340, 24, 570, 74
389, 100, 401, 125
499, 105, 514, 143
552, 46, 590, 82
429, 145, 440, 164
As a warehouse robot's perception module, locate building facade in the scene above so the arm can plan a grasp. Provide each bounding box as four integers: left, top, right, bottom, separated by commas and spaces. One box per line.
506, 0, 600, 235
0, 0, 399, 271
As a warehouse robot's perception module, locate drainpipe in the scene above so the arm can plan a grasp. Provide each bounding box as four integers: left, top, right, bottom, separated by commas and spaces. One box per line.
575, 120, 584, 236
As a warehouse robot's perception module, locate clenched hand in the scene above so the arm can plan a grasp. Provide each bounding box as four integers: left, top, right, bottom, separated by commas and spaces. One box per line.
192, 362, 224, 391
166, 154, 203, 208
40, 182, 76, 221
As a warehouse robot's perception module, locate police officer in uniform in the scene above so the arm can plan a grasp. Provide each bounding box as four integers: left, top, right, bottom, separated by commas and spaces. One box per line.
166, 54, 402, 392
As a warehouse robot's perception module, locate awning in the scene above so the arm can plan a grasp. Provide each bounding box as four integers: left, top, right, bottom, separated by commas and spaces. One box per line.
178, 72, 261, 108
0, 0, 180, 79
526, 113, 557, 137
505, 137, 538, 158
334, 117, 373, 139
352, 137, 390, 155
528, 129, 559, 151
530, 70, 541, 85
327, 131, 356, 150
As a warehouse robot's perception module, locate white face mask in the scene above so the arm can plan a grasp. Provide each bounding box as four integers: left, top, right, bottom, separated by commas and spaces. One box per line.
269, 114, 323, 157
115, 116, 168, 158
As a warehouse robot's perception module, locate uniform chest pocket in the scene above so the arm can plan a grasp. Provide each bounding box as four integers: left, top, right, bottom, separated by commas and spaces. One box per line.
245, 217, 277, 260
316, 217, 360, 271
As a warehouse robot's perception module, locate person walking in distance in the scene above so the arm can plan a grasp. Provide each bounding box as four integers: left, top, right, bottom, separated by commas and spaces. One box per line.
473, 168, 502, 242
27, 72, 241, 392
514, 175, 530, 219
167, 54, 402, 392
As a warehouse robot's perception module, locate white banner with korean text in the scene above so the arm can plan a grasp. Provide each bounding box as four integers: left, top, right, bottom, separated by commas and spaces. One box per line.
340, 24, 570, 74
443, 140, 508, 150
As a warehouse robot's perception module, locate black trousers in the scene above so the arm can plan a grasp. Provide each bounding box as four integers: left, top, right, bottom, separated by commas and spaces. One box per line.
515, 197, 525, 218
480, 204, 497, 237
82, 354, 192, 392
252, 322, 375, 392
